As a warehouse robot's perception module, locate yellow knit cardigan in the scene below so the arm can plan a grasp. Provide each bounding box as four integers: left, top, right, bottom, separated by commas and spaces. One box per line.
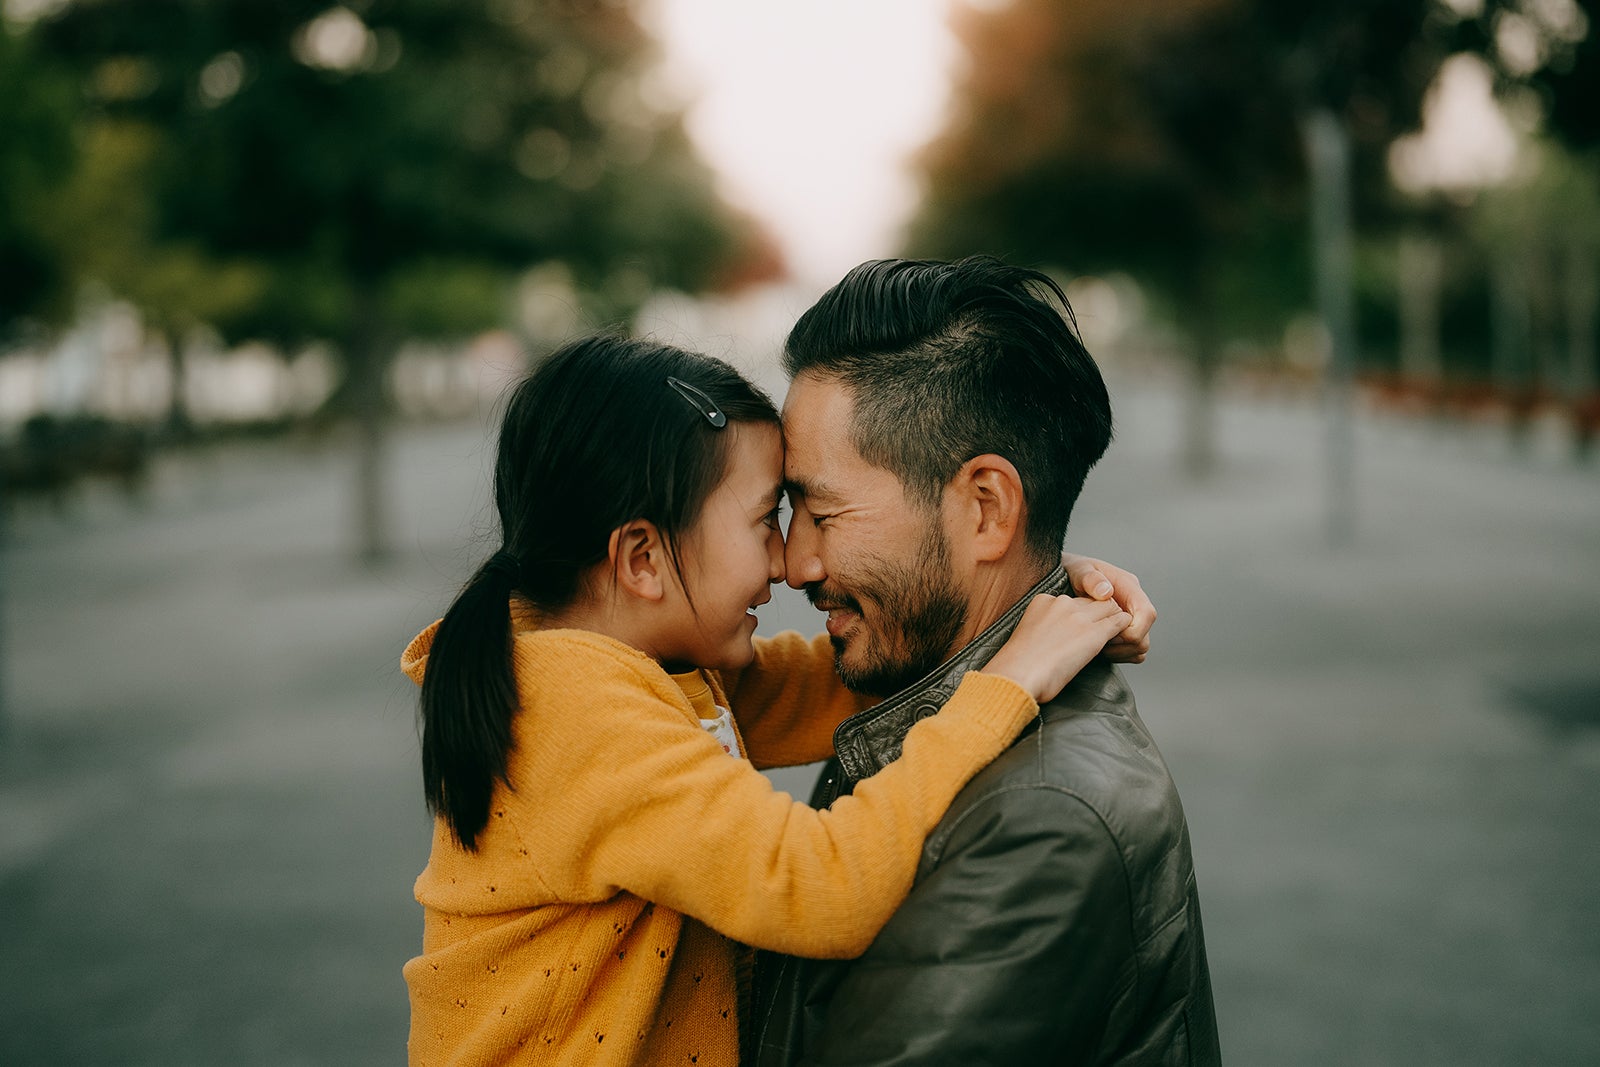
400, 611, 1036, 1066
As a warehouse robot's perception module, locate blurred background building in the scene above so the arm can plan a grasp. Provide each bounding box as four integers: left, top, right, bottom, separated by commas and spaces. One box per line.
1, 1, 1597, 1064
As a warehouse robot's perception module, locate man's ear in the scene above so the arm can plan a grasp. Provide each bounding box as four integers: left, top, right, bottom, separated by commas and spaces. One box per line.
952, 453, 1026, 563
608, 520, 668, 602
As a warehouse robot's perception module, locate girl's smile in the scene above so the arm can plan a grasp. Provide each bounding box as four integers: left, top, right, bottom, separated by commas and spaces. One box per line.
665, 421, 787, 671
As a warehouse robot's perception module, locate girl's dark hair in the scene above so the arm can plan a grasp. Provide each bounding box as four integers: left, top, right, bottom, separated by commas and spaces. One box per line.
420, 334, 779, 849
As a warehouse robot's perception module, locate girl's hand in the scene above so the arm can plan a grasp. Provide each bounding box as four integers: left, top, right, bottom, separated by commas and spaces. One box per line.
981, 594, 1132, 705
1062, 553, 1156, 664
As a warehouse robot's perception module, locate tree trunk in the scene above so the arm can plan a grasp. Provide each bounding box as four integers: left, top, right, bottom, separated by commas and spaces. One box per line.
1301, 108, 1358, 547
1397, 231, 1443, 392
1565, 241, 1598, 461
164, 329, 194, 443
1491, 254, 1534, 451
1182, 306, 1219, 480
0, 467, 8, 744
1528, 248, 1562, 401
346, 297, 395, 566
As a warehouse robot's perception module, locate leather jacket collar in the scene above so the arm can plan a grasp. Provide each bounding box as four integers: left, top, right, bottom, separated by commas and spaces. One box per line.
832, 565, 1073, 783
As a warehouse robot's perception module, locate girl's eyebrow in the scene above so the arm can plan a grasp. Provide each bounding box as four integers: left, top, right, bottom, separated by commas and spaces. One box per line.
751, 485, 783, 514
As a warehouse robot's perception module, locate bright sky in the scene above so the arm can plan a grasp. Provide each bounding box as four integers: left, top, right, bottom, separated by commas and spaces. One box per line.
647, 0, 970, 285
648, 1, 1536, 284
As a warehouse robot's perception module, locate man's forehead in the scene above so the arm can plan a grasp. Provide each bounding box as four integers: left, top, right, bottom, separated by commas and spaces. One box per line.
780, 431, 846, 500
781, 370, 855, 426
781, 374, 848, 479
782, 433, 892, 508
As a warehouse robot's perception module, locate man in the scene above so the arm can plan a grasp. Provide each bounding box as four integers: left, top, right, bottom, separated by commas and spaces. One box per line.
749, 256, 1220, 1065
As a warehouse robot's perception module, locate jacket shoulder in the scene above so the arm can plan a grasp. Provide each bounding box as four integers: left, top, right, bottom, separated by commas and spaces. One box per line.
965, 663, 1180, 812
924, 662, 1197, 922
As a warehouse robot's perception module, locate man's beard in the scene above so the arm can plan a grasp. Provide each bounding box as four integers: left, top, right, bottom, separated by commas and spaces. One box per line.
805, 526, 968, 697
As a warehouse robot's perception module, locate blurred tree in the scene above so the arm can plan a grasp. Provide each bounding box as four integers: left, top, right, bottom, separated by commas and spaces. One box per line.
0, 22, 85, 739
1451, 0, 1600, 454
1454, 0, 1599, 150
30, 117, 268, 439
32, 0, 751, 561
910, 0, 1450, 475
1469, 141, 1600, 451
0, 23, 78, 339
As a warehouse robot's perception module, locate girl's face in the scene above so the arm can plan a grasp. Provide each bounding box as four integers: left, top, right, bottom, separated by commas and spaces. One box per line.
665, 421, 786, 671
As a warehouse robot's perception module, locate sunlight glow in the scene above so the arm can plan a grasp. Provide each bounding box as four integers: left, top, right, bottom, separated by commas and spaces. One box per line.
647, 0, 962, 284
1389, 53, 1522, 198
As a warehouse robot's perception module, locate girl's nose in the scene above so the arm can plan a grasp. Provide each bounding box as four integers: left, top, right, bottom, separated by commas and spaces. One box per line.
766, 527, 786, 584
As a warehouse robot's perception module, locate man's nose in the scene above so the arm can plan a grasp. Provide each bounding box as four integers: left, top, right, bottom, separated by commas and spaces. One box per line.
783, 519, 825, 590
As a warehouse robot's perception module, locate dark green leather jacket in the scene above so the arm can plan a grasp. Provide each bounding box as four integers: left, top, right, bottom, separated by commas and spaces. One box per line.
748, 567, 1221, 1066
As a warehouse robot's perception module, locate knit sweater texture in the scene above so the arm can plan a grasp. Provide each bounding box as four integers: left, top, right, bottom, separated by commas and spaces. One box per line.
400, 606, 1037, 1066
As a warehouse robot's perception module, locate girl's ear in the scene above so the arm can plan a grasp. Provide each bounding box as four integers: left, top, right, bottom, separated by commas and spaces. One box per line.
609, 520, 668, 602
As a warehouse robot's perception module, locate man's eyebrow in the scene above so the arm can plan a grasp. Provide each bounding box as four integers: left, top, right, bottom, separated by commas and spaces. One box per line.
782, 477, 838, 504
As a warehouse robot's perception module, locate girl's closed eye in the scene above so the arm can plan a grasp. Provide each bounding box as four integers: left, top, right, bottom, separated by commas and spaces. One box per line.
762, 503, 786, 530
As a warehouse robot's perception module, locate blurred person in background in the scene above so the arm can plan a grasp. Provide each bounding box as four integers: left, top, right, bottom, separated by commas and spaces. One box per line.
750, 256, 1219, 1066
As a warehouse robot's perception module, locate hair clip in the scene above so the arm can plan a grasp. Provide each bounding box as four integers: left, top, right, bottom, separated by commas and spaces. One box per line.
666, 376, 727, 428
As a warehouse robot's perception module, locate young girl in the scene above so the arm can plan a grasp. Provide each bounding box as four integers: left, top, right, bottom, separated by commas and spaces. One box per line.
401, 334, 1134, 1065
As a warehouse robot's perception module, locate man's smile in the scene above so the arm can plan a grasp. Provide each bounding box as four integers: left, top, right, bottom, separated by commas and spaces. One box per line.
805, 584, 865, 637
823, 607, 860, 637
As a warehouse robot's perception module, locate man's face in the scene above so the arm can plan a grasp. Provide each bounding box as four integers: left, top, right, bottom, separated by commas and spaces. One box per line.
781, 372, 969, 696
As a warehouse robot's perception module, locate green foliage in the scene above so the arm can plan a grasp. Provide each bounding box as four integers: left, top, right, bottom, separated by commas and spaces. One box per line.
1472, 140, 1600, 248
31, 117, 270, 339
382, 259, 509, 340
909, 0, 1448, 344
24, 0, 747, 367
1535, 0, 1600, 150
0, 25, 79, 334
1455, 0, 1600, 152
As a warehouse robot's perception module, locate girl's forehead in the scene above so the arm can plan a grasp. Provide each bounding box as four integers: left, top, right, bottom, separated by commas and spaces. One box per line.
726, 421, 783, 487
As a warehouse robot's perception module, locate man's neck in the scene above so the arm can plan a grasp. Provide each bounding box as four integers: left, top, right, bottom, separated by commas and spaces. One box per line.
949, 557, 1057, 654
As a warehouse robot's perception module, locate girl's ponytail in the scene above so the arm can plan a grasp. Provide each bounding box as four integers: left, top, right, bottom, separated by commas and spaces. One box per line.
419, 550, 523, 851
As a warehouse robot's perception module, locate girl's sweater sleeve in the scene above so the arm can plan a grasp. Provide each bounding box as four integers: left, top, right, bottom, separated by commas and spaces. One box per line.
506, 633, 1037, 959
715, 630, 869, 770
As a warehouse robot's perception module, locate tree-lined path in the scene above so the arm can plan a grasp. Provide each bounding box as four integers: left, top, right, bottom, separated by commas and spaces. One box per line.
2, 375, 1597, 1065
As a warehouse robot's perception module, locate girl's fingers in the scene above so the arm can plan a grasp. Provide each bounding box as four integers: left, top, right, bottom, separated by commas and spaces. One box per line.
1100, 610, 1134, 637
1073, 597, 1127, 623
1123, 600, 1157, 643
1061, 553, 1159, 645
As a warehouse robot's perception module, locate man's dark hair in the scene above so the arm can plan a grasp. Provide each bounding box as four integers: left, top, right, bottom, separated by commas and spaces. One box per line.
783, 255, 1113, 563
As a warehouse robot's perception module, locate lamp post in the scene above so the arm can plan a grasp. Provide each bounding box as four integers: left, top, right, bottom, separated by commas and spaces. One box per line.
1302, 108, 1359, 548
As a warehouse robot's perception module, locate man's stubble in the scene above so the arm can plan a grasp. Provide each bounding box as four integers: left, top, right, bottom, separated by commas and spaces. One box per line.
809, 524, 969, 698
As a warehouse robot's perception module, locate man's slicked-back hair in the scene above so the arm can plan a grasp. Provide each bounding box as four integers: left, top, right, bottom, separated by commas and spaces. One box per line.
783, 255, 1113, 563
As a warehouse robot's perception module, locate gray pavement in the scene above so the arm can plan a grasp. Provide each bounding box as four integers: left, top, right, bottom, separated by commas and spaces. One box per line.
2, 376, 1597, 1065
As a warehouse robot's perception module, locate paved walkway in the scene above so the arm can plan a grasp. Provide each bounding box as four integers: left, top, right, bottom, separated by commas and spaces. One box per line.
2, 377, 1597, 1065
